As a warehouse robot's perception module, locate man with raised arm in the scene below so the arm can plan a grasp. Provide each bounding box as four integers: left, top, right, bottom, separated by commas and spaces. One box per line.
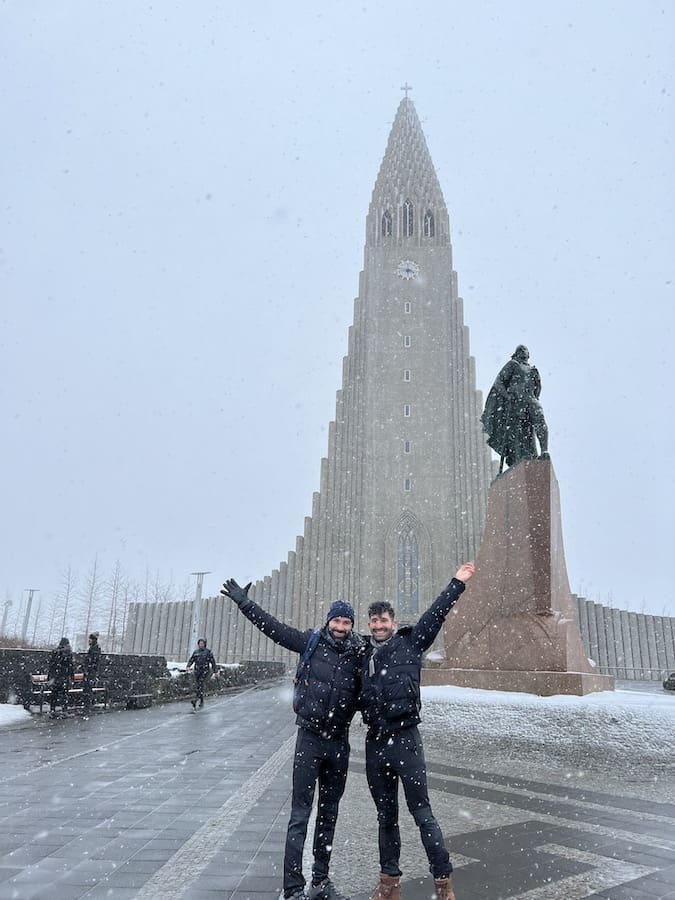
361, 562, 475, 900
221, 578, 363, 900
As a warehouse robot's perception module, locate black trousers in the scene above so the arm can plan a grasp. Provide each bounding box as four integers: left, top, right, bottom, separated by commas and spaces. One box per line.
284, 728, 350, 896
365, 725, 451, 878
83, 674, 96, 708
49, 680, 69, 713
194, 672, 208, 704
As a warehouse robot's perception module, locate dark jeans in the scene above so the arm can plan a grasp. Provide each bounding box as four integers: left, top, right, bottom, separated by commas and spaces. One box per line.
284, 728, 350, 895
49, 680, 69, 713
194, 672, 208, 704
365, 725, 451, 878
83, 674, 97, 708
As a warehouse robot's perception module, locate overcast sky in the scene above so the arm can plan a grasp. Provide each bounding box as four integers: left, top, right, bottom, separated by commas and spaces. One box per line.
2, 1, 673, 632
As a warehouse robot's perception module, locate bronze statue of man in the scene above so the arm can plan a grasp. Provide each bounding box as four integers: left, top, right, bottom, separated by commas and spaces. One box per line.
481, 345, 550, 472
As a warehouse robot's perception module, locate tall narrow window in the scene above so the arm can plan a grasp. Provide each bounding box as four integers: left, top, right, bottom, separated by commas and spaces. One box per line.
403, 199, 414, 237
403, 478, 412, 492
381, 209, 392, 237
403, 404, 411, 417
397, 520, 419, 613
403, 369, 411, 382
423, 210, 435, 237
403, 335, 411, 348
404, 301, 412, 314
404, 440, 412, 453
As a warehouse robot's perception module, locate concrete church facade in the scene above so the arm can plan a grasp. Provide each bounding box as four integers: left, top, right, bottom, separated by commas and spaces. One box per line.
124, 97, 496, 662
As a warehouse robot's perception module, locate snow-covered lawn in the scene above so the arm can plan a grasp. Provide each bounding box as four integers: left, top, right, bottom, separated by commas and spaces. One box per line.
0, 704, 31, 728
420, 683, 675, 799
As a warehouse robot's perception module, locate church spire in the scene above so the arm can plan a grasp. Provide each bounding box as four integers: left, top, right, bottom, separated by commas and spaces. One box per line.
367, 97, 449, 248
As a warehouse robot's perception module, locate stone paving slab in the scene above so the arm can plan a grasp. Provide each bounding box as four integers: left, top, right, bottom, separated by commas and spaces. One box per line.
0, 682, 674, 899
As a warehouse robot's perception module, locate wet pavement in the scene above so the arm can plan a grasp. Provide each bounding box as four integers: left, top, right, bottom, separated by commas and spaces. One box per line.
0, 681, 673, 900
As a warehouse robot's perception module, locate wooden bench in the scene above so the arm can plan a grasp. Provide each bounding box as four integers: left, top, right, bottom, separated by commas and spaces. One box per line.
28, 672, 108, 713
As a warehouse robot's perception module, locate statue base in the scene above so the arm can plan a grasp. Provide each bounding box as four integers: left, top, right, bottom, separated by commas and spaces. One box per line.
422, 666, 613, 697
434, 459, 614, 696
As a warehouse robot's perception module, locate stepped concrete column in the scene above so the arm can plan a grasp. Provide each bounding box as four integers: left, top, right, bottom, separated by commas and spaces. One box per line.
645, 615, 660, 677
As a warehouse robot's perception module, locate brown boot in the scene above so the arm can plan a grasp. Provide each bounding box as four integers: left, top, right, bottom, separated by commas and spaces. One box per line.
370, 873, 401, 900
433, 877, 456, 900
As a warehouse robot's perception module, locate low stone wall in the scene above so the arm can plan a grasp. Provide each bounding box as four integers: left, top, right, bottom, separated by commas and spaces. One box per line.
0, 648, 285, 708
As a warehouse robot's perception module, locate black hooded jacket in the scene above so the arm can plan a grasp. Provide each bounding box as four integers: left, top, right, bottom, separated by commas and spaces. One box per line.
360, 578, 466, 734
187, 644, 217, 676
232, 595, 364, 738
84, 639, 101, 677
48, 640, 74, 685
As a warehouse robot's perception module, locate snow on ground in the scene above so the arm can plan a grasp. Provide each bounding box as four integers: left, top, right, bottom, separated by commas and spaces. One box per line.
420, 683, 675, 798
0, 703, 31, 728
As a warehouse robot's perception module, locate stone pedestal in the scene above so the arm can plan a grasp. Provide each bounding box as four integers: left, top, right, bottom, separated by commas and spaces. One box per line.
423, 459, 614, 696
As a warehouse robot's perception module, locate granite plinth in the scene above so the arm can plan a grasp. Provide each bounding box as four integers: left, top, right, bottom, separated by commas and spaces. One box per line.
435, 459, 614, 696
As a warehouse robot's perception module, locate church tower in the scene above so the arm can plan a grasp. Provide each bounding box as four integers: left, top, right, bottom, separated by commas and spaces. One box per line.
122, 95, 496, 664
335, 94, 495, 623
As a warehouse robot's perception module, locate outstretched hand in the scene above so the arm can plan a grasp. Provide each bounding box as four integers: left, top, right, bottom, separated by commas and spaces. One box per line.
454, 562, 475, 583
220, 578, 252, 606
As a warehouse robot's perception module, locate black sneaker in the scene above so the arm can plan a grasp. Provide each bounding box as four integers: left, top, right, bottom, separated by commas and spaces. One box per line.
191, 699, 196, 709
309, 880, 350, 900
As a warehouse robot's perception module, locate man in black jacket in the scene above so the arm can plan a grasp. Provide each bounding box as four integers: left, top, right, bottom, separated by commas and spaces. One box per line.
48, 637, 74, 718
221, 578, 362, 900
186, 638, 217, 708
361, 562, 474, 900
83, 632, 101, 710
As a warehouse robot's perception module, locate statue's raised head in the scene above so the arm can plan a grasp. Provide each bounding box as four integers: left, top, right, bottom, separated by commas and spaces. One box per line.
512, 344, 529, 363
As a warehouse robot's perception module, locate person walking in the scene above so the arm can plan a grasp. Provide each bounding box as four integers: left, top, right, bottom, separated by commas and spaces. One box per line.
186, 638, 217, 708
221, 578, 362, 900
361, 562, 475, 900
83, 632, 101, 711
47, 637, 74, 718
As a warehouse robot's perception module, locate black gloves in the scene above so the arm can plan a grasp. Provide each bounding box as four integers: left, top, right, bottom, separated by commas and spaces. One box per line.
220, 578, 252, 606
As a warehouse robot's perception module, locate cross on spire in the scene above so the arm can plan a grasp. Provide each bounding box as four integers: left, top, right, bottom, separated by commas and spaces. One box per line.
401, 83, 413, 98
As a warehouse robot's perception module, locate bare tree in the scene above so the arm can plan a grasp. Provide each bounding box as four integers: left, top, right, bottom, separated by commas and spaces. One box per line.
46, 594, 60, 646
81, 556, 101, 643
178, 575, 193, 602
119, 579, 142, 653
13, 593, 25, 637
30, 596, 43, 644
150, 569, 173, 604
58, 566, 78, 641
104, 560, 125, 652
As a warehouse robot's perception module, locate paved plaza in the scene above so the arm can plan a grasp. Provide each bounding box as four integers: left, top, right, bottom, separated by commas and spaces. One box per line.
0, 681, 674, 900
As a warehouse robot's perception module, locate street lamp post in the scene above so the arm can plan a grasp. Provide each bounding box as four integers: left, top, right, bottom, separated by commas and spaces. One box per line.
189, 572, 211, 653
1, 599, 12, 636
21, 589, 39, 645
31, 596, 43, 645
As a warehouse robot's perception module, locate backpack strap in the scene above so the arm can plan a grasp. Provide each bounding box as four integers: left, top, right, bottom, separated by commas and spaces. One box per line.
293, 629, 321, 685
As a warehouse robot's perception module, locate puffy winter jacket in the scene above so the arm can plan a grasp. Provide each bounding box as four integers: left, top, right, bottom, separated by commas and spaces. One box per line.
233, 596, 364, 738
48, 644, 74, 684
84, 641, 101, 677
187, 646, 217, 675
360, 578, 466, 734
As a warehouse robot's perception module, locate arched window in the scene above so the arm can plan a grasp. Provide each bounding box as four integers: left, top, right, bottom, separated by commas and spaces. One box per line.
397, 520, 419, 614
403, 199, 414, 237
423, 210, 435, 238
381, 210, 392, 237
